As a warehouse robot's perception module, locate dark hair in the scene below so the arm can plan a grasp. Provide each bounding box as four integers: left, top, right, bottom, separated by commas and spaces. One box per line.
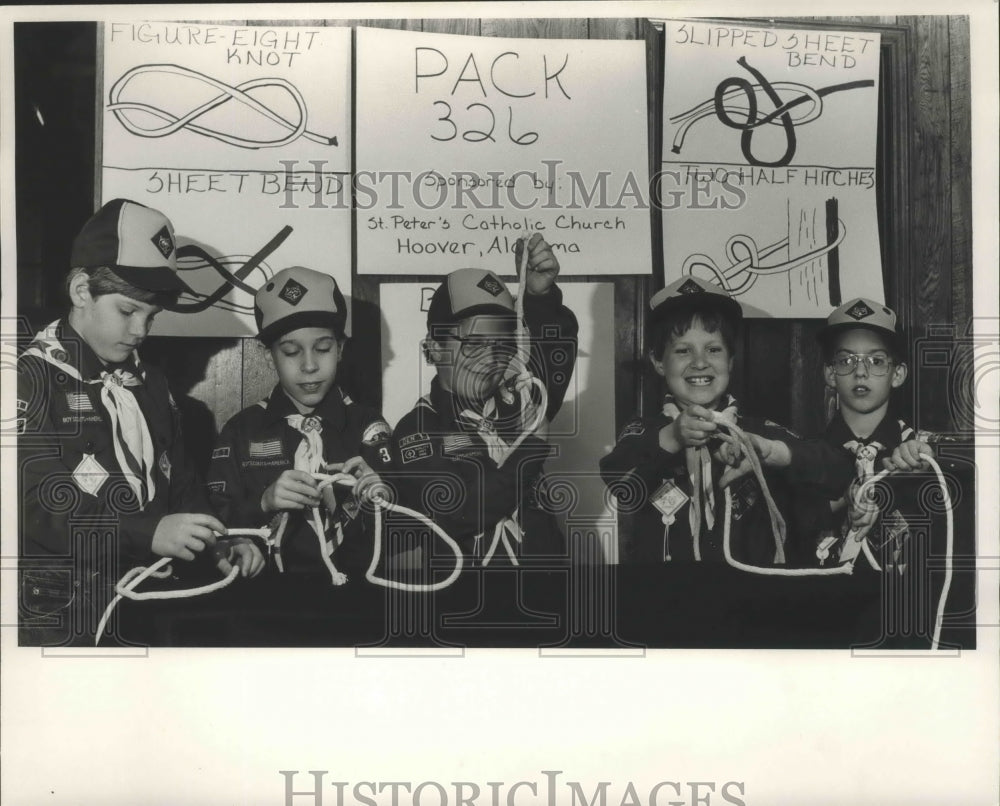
819, 325, 905, 364
67, 266, 179, 309
647, 304, 738, 358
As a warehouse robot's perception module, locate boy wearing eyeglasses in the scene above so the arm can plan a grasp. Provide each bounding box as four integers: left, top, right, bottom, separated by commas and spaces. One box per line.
386, 234, 578, 567
815, 298, 933, 574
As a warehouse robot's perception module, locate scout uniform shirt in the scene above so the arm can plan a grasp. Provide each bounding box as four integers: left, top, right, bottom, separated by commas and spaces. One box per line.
821, 412, 928, 571
18, 320, 209, 564
600, 399, 854, 565
820, 412, 945, 648
388, 287, 579, 562
206, 384, 393, 574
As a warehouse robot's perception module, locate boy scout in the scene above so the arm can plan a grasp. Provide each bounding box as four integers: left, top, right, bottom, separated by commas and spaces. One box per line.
18, 199, 261, 645
387, 234, 578, 568
206, 266, 392, 580
600, 276, 852, 565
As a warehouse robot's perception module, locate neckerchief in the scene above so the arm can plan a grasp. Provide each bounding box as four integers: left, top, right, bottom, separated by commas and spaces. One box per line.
458, 399, 510, 465
24, 321, 155, 506
662, 394, 738, 550
843, 438, 884, 544
285, 413, 338, 558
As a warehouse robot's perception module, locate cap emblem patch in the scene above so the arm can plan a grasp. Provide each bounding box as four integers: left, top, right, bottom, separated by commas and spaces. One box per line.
846, 300, 875, 320
151, 226, 174, 259
278, 278, 308, 306
476, 275, 504, 297
678, 278, 703, 295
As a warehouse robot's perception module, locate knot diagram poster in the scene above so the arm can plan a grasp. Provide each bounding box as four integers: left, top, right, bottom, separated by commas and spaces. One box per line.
100, 22, 352, 335
661, 21, 883, 317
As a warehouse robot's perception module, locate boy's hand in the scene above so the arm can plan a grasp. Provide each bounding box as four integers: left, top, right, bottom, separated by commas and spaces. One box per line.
660, 404, 718, 452
882, 439, 932, 473
213, 537, 266, 578
516, 233, 560, 296
261, 469, 320, 513
151, 513, 226, 561
716, 434, 791, 489
342, 456, 387, 503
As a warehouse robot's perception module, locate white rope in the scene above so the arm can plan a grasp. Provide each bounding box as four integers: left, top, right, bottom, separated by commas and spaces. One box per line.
720, 450, 955, 649
495, 235, 549, 469
315, 472, 466, 593
480, 515, 521, 567
721, 489, 853, 577
94, 527, 268, 645
368, 497, 465, 592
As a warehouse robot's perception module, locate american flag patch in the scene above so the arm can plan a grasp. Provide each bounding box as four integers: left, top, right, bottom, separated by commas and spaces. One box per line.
249, 439, 283, 458
442, 434, 478, 455
65, 392, 94, 412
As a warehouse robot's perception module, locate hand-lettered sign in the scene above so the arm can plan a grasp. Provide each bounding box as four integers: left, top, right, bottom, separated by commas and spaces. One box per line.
661, 21, 883, 317
355, 27, 651, 276
101, 22, 352, 335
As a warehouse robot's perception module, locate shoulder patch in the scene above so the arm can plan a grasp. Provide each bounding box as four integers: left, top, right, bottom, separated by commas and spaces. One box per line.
212, 446, 231, 460
398, 432, 430, 448
442, 433, 483, 456
249, 439, 283, 458
16, 398, 28, 413
400, 441, 434, 464
64, 392, 94, 412
361, 419, 392, 446
617, 419, 646, 441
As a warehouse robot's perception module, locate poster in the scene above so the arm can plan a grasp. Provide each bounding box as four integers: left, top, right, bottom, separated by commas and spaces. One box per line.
380, 281, 618, 561
662, 20, 883, 317
101, 22, 352, 335
356, 27, 651, 275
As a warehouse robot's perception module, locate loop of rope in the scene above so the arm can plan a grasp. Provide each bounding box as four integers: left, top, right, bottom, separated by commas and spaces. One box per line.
94, 527, 270, 644
720, 451, 954, 650
711, 413, 787, 564
315, 473, 467, 593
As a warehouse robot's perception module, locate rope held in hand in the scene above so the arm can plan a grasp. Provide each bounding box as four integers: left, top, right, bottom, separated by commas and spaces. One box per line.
94, 527, 269, 645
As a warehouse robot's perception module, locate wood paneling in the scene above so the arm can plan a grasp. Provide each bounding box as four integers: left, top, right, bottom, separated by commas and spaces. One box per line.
948, 16, 972, 336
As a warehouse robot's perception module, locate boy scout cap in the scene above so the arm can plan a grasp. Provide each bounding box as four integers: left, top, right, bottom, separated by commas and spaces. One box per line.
255, 266, 347, 344
648, 275, 742, 325
426, 268, 516, 330
71, 198, 193, 293
818, 297, 902, 351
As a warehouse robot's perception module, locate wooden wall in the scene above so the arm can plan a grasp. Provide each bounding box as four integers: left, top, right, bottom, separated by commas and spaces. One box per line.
14, 15, 973, 478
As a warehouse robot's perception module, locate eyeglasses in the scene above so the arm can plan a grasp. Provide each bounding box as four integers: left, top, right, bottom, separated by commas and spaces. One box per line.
829, 352, 893, 376
453, 335, 516, 358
